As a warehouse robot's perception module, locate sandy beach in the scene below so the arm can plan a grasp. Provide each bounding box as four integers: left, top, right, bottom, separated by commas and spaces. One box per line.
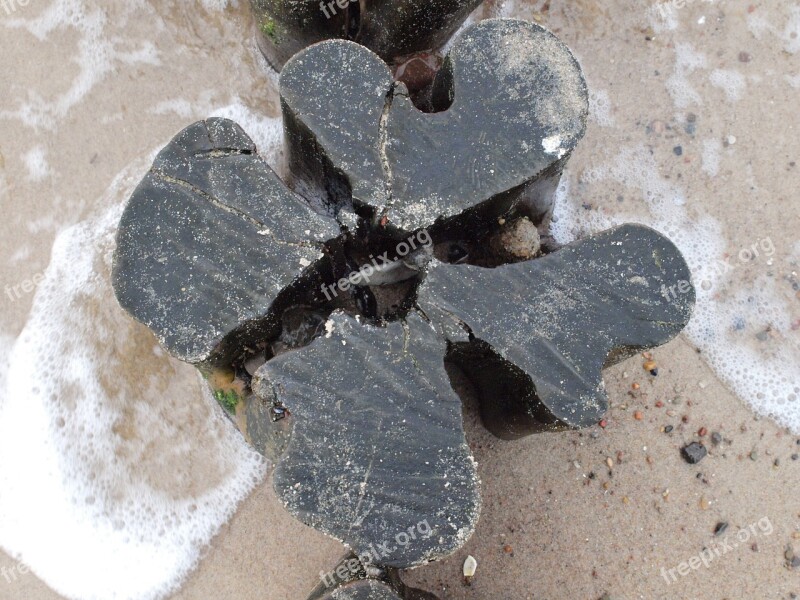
1, 1, 798, 599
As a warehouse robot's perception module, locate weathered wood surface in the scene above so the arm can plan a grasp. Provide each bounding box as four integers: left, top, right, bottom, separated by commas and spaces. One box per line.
251, 0, 482, 69
418, 224, 695, 439
280, 19, 588, 237
113, 118, 341, 369
254, 311, 480, 569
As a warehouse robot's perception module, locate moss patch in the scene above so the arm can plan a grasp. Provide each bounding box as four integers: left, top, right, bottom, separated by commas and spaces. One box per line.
260, 18, 278, 42
214, 389, 241, 413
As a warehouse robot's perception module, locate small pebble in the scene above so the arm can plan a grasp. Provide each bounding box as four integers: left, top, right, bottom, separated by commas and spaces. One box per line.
738, 51, 752, 62
682, 442, 708, 464
673, 146, 683, 156
750, 450, 758, 461
711, 432, 723, 445
698, 427, 708, 437
699, 496, 710, 510
714, 522, 729, 536
664, 425, 674, 433
634, 411, 644, 421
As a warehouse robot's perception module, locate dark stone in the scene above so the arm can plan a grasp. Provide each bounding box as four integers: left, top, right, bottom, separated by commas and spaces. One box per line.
417, 224, 695, 439
681, 442, 708, 464
280, 19, 588, 237
251, 0, 482, 70
112, 118, 341, 369
714, 521, 729, 536
254, 311, 480, 569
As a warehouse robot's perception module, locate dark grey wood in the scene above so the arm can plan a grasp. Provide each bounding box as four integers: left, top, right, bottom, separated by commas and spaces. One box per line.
254, 311, 480, 569
251, 0, 350, 70
111, 19, 697, 600
112, 118, 341, 369
418, 224, 695, 439
251, 0, 482, 70
305, 554, 440, 599
280, 19, 588, 240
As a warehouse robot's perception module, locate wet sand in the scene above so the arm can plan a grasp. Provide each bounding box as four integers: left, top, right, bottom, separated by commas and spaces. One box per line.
1, 1, 798, 599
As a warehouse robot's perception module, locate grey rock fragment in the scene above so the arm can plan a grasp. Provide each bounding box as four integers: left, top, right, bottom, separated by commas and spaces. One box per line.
681, 442, 708, 464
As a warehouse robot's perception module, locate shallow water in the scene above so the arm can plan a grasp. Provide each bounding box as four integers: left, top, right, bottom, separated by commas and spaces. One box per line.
0, 1, 798, 599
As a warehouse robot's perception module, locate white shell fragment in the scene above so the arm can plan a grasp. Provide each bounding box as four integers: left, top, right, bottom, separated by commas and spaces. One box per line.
463, 555, 478, 578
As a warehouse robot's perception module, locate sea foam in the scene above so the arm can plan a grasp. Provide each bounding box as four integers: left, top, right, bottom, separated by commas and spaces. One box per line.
0, 102, 283, 600
552, 146, 800, 433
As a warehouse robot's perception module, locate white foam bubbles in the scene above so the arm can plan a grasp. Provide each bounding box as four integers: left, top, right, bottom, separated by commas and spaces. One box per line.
588, 89, 615, 127
666, 43, 708, 109
0, 111, 288, 599
23, 145, 52, 182
786, 74, 800, 89
2, 1, 160, 130
746, 4, 800, 54
552, 145, 800, 433
647, 2, 679, 33
710, 69, 746, 102
198, 0, 238, 12
701, 137, 722, 177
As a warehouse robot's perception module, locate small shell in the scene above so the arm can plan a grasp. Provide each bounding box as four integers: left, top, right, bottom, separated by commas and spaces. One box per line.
463, 555, 478, 578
